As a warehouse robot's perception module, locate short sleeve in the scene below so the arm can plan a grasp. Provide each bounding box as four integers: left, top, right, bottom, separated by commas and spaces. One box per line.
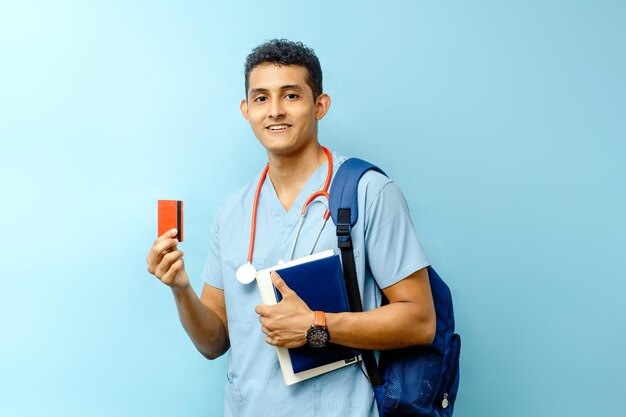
200, 209, 224, 289
364, 181, 430, 289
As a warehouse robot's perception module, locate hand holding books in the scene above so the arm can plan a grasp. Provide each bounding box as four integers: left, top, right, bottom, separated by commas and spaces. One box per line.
255, 271, 314, 349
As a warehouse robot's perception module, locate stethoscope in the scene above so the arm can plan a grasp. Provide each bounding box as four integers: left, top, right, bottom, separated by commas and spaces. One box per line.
235, 146, 333, 284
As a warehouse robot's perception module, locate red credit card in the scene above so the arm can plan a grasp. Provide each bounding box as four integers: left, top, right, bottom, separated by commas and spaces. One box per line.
158, 200, 184, 241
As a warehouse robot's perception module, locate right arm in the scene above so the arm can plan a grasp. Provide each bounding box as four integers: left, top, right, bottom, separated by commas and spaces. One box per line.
147, 229, 229, 360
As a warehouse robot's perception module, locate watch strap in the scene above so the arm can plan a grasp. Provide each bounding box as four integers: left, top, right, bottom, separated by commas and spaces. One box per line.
313, 311, 326, 327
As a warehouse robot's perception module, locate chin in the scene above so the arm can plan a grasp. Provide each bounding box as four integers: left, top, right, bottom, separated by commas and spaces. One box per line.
255, 131, 316, 157
258, 138, 299, 155
265, 145, 299, 157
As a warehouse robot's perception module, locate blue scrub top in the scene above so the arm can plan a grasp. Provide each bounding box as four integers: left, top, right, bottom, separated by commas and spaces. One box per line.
201, 152, 430, 417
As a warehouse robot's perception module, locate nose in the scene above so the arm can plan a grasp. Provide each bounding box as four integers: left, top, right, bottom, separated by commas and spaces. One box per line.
268, 99, 286, 119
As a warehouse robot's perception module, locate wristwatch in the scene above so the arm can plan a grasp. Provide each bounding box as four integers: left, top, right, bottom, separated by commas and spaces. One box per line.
306, 311, 330, 348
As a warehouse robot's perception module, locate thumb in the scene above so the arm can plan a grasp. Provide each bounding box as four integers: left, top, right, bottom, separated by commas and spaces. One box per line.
272, 271, 295, 298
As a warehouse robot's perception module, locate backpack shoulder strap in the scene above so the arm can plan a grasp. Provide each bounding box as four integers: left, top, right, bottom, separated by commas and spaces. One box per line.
329, 157, 386, 388
329, 158, 387, 229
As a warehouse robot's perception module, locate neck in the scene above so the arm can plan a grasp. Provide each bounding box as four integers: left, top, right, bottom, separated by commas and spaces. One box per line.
267, 142, 327, 211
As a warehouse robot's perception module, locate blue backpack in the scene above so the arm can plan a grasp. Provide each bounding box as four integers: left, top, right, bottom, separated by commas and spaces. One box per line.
329, 158, 461, 417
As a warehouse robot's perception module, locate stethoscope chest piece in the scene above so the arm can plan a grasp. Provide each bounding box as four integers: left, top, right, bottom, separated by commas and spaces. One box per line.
236, 262, 257, 284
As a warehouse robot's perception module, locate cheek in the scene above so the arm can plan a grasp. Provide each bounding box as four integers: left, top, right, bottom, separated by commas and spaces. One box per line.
248, 112, 265, 129
293, 108, 316, 128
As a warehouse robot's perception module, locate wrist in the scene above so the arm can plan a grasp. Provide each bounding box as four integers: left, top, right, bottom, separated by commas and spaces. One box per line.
171, 279, 192, 296
322, 312, 346, 346
306, 311, 330, 348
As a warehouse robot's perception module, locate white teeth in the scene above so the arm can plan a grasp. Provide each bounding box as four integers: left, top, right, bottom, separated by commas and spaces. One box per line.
269, 125, 289, 130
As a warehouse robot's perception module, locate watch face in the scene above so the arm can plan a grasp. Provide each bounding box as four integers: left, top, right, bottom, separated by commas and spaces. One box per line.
307, 327, 329, 348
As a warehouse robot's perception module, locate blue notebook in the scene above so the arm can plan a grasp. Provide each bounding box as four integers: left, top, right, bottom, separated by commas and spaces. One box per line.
255, 250, 360, 385
273, 253, 359, 374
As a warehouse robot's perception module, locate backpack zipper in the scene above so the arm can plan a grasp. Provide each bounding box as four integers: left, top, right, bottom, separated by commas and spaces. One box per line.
440, 333, 461, 410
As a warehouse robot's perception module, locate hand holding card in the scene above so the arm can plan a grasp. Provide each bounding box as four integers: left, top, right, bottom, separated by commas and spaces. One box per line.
148, 200, 188, 291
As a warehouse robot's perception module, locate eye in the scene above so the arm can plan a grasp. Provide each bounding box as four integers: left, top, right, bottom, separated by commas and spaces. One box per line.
285, 93, 299, 100
254, 95, 268, 103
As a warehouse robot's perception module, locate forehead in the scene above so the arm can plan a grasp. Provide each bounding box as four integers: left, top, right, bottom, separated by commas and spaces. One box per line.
248, 63, 311, 93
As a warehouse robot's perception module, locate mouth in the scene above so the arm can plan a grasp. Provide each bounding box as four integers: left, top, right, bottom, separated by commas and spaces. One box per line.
265, 124, 292, 132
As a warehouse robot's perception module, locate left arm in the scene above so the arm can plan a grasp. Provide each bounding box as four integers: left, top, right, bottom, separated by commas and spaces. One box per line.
255, 267, 435, 350
327, 267, 435, 349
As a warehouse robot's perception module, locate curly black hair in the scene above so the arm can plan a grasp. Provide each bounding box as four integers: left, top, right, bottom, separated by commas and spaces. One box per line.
244, 39, 323, 99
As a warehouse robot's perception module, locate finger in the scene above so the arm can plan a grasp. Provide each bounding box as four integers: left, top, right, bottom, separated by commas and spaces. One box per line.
155, 250, 184, 278
265, 336, 275, 346
153, 228, 179, 245
150, 230, 179, 257
161, 259, 185, 285
271, 271, 295, 298
156, 237, 179, 254
255, 304, 269, 316
148, 237, 180, 266
261, 325, 271, 335
258, 316, 271, 329
157, 250, 184, 273
148, 240, 177, 268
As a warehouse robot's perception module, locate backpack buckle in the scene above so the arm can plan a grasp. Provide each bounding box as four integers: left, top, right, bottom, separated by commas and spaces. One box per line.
336, 223, 351, 236
336, 223, 352, 248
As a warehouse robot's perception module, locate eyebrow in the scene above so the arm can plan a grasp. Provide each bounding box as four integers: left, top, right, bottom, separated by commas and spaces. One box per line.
281, 84, 305, 92
248, 84, 306, 96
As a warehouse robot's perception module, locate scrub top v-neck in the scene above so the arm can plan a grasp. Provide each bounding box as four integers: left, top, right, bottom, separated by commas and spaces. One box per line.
257, 158, 332, 265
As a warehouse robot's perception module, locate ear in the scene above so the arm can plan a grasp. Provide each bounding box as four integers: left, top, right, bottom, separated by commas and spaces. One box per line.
315, 94, 331, 121
240, 98, 249, 121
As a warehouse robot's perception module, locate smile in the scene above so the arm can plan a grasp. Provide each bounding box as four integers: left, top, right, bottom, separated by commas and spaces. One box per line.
266, 124, 292, 131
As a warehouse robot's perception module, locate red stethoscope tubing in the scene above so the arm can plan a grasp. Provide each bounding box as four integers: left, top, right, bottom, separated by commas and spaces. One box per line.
247, 163, 270, 265
245, 146, 333, 265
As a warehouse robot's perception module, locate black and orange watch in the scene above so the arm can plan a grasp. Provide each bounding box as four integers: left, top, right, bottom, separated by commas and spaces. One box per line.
306, 311, 330, 348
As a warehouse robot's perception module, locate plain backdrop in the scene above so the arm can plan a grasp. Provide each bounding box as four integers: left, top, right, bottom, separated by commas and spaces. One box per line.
1, 1, 625, 416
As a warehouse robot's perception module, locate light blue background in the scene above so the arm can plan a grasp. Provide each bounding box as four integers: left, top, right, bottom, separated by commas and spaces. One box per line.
1, 1, 625, 416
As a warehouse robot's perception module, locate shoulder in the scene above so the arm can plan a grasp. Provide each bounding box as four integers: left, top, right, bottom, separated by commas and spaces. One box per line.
356, 167, 409, 221
359, 169, 394, 206
333, 154, 395, 206
339, 158, 412, 225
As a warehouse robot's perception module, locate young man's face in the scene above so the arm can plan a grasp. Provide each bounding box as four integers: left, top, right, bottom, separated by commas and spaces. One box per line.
240, 63, 330, 157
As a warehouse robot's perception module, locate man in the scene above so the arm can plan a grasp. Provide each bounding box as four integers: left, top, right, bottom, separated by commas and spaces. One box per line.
147, 39, 435, 416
